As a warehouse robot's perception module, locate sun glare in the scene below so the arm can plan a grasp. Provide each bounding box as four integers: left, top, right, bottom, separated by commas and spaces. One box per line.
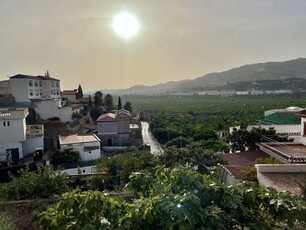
112, 12, 140, 39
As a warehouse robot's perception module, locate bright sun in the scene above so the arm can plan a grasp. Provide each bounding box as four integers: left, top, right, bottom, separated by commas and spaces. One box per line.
112, 12, 140, 39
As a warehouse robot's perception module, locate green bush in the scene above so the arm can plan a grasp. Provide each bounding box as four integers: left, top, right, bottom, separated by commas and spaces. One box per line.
37, 190, 125, 230
0, 214, 16, 230
49, 148, 80, 164
0, 164, 69, 200
96, 149, 157, 186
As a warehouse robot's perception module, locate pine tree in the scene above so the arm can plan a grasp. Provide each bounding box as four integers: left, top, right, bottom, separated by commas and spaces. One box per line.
123, 101, 132, 113
77, 85, 83, 99
118, 97, 122, 110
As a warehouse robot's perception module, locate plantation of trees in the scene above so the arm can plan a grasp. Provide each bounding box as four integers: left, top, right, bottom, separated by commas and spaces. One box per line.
1, 94, 306, 229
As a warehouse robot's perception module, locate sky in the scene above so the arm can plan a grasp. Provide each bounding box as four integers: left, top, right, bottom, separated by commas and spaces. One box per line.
1, 0, 306, 90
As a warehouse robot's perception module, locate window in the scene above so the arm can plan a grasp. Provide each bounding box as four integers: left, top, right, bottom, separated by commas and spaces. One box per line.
29, 89, 33, 96
34, 80, 38, 87
51, 81, 54, 87
39, 81, 42, 86
28, 80, 33, 87
40, 90, 42, 96
7, 121, 10, 126
56, 81, 59, 87
57, 90, 60, 95
3, 121, 5, 127
35, 89, 39, 96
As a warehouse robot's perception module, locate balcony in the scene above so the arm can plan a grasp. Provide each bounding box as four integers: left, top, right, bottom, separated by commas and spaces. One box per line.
26, 124, 44, 137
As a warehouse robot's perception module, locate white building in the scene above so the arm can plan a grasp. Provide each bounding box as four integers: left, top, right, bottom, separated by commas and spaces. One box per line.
34, 100, 82, 122
23, 124, 44, 157
59, 134, 101, 161
0, 108, 44, 163
96, 109, 142, 147
0, 108, 28, 162
230, 124, 301, 143
9, 73, 61, 102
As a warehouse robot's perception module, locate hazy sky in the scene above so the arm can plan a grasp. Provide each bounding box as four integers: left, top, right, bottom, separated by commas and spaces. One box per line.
1, 0, 306, 90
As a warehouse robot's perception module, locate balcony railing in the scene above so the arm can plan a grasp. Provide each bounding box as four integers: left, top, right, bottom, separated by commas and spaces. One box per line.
26, 124, 44, 137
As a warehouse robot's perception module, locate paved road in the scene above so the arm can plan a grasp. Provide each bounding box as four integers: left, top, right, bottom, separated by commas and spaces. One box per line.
141, 121, 164, 156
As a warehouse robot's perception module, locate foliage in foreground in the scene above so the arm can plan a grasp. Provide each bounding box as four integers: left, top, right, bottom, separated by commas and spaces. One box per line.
37, 165, 306, 229
0, 164, 69, 200
0, 214, 16, 230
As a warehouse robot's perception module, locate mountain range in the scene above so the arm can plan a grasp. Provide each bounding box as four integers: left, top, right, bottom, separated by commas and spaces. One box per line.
95, 57, 306, 95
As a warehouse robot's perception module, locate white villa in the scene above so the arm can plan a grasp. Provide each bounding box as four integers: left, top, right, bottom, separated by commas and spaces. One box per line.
34, 100, 82, 122
59, 134, 101, 161
9, 73, 61, 102
0, 108, 44, 163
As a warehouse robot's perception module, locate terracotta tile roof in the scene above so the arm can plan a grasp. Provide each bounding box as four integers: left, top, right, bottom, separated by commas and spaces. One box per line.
258, 142, 306, 163
96, 113, 116, 122
221, 150, 270, 178
221, 165, 247, 179
222, 150, 270, 167
260, 172, 306, 195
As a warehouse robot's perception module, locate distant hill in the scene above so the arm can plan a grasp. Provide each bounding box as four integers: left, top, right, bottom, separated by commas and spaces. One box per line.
94, 57, 306, 95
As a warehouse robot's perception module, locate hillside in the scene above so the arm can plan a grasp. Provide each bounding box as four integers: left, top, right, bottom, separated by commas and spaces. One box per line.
111, 57, 306, 95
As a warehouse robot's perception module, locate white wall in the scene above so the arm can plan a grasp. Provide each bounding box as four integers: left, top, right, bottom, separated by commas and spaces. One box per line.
22, 136, 44, 157
9, 78, 29, 102
0, 142, 23, 161
98, 121, 117, 135
219, 165, 240, 186
0, 118, 26, 143
61, 141, 101, 161
35, 100, 79, 122
62, 165, 96, 175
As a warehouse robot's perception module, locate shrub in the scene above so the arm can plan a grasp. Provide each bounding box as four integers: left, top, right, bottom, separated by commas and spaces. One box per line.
49, 148, 80, 164
0, 164, 69, 200
0, 214, 16, 230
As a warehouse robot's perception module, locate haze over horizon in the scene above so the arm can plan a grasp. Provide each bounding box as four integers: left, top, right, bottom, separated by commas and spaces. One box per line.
1, 0, 306, 90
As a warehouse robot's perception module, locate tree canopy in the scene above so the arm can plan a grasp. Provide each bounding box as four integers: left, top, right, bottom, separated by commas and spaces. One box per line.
123, 101, 132, 113
77, 85, 83, 99
94, 91, 103, 109
117, 96, 122, 110
226, 126, 293, 152
104, 94, 114, 111
49, 148, 80, 164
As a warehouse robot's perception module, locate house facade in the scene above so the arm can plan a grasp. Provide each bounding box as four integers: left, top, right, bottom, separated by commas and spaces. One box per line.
59, 134, 101, 161
34, 100, 82, 122
9, 73, 61, 102
0, 108, 28, 162
23, 124, 44, 157
62, 90, 77, 102
0, 108, 44, 163
96, 109, 142, 147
